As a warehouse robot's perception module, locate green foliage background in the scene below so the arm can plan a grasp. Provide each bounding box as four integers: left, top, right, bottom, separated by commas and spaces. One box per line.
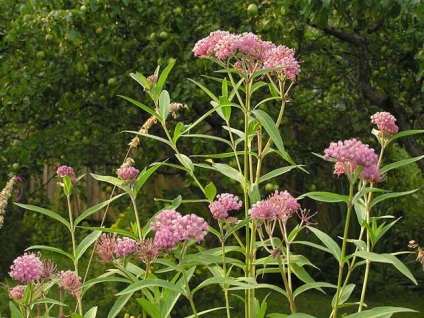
1, 0, 423, 316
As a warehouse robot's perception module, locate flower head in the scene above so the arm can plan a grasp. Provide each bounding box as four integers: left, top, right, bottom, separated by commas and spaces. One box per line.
9, 285, 26, 300
371, 112, 398, 135
57, 270, 81, 297
151, 210, 209, 250
138, 238, 160, 264
359, 165, 385, 183
95, 233, 117, 263
56, 166, 76, 178
0, 176, 16, 229
117, 167, 140, 181
114, 237, 138, 258
9, 253, 44, 283
263, 45, 300, 81
324, 139, 378, 177
209, 193, 243, 220
249, 190, 299, 222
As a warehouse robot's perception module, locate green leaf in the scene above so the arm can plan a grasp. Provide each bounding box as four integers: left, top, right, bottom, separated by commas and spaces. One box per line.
344, 306, 417, 318
119, 95, 160, 120
206, 160, 244, 184
259, 166, 301, 183
173, 122, 185, 143
293, 282, 336, 299
332, 283, 355, 307
353, 251, 417, 284
298, 191, 349, 204
14, 203, 70, 228
386, 129, 424, 146
380, 155, 424, 174
249, 183, 261, 205
75, 193, 125, 226
370, 189, 418, 208
107, 293, 134, 318
134, 162, 164, 196
205, 182, 217, 201
130, 72, 150, 90
175, 153, 194, 172
306, 226, 341, 262
89, 174, 130, 195
118, 278, 186, 296
76, 230, 102, 261
63, 175, 73, 196
26, 245, 74, 261
158, 90, 170, 121
136, 298, 160, 318
252, 109, 285, 154
9, 301, 24, 318
125, 130, 173, 148
155, 58, 176, 101
81, 226, 137, 240
84, 307, 98, 318
188, 78, 219, 103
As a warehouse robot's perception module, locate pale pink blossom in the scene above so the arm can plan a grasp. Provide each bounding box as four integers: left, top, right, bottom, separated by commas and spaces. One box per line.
138, 238, 160, 264
9, 285, 26, 300
209, 193, 243, 219
359, 165, 384, 183
95, 233, 117, 263
57, 270, 81, 297
249, 190, 299, 221
9, 253, 44, 283
263, 45, 300, 81
174, 214, 209, 243
371, 112, 399, 134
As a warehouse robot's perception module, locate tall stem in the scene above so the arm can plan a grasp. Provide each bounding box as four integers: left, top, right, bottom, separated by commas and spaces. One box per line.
219, 223, 231, 318
180, 243, 198, 318
130, 195, 143, 241
332, 182, 354, 318
66, 195, 83, 315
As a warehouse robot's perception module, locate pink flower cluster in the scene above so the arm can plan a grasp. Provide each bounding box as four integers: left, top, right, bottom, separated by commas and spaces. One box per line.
117, 166, 140, 181
193, 31, 300, 80
371, 112, 399, 135
151, 210, 209, 250
9, 253, 44, 283
249, 190, 300, 221
9, 285, 26, 300
56, 165, 76, 178
209, 193, 243, 219
324, 139, 382, 182
57, 270, 81, 297
95, 233, 138, 262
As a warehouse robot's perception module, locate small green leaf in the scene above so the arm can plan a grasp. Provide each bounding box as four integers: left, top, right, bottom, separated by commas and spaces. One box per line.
107, 293, 134, 318
259, 166, 300, 183
306, 226, 341, 262
175, 154, 194, 171
386, 129, 424, 146
207, 160, 244, 185
130, 72, 150, 91
188, 78, 219, 103
136, 298, 161, 318
9, 301, 24, 318
249, 183, 261, 205
118, 278, 186, 296
134, 162, 164, 196
380, 155, 424, 174
155, 58, 176, 101
84, 306, 98, 318
332, 284, 355, 306
159, 90, 170, 121
173, 122, 185, 143
63, 175, 73, 196
205, 182, 217, 201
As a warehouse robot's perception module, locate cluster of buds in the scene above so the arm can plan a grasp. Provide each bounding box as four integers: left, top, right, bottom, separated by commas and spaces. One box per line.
0, 176, 16, 229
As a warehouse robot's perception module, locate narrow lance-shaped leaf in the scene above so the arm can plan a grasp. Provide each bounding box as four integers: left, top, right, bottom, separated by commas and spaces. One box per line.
118, 95, 161, 121
14, 203, 71, 229
75, 230, 102, 262
75, 193, 125, 226
370, 189, 418, 208
158, 89, 170, 121
252, 109, 285, 154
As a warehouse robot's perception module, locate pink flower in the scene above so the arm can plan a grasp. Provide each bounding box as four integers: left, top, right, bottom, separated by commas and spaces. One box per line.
151, 210, 209, 250
138, 238, 160, 264
193, 30, 232, 57
117, 167, 140, 181
114, 237, 138, 258
359, 165, 384, 183
95, 233, 117, 263
174, 214, 209, 243
263, 45, 300, 81
371, 112, 399, 134
56, 165, 76, 178
57, 270, 81, 297
209, 193, 243, 219
249, 190, 299, 221
324, 139, 378, 177
9, 285, 26, 300
9, 253, 44, 283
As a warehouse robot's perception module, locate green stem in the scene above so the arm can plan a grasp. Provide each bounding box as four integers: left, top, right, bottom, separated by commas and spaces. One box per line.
281, 222, 296, 313
220, 223, 231, 318
66, 194, 83, 315
332, 182, 354, 318
180, 243, 198, 318
130, 195, 143, 241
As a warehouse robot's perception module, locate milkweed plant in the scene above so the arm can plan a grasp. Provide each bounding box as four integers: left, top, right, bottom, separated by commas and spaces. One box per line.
2, 31, 424, 318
